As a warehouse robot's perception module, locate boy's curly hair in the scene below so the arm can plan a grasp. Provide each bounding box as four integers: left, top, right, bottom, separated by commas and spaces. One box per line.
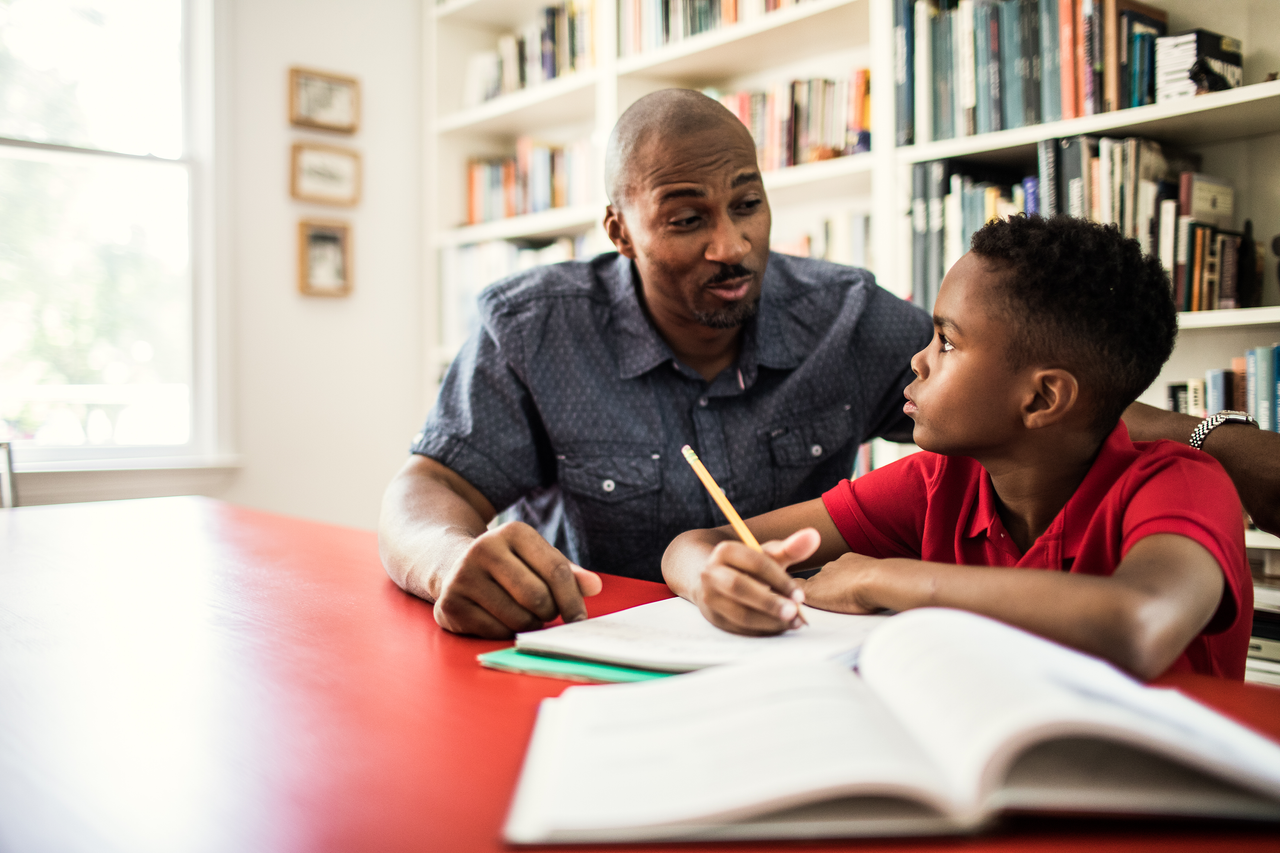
970, 215, 1177, 434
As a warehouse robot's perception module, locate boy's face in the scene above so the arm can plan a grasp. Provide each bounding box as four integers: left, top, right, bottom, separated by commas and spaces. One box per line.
904, 252, 1027, 456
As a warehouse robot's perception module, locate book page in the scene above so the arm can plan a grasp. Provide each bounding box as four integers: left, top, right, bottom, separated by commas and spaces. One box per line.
516, 597, 887, 672
858, 609, 1280, 815
505, 660, 959, 843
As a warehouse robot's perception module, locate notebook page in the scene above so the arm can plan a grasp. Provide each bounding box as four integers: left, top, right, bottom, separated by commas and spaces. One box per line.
516, 597, 887, 672
511, 660, 958, 839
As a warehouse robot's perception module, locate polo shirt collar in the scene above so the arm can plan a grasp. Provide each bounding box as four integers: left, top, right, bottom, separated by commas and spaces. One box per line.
962, 421, 1140, 564
607, 252, 816, 382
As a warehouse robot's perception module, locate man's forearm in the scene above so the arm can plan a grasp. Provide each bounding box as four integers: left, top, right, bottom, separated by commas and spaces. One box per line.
378, 458, 493, 602
1124, 401, 1280, 536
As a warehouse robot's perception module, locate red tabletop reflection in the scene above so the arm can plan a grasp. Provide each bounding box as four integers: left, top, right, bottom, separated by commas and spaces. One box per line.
1, 496, 1277, 852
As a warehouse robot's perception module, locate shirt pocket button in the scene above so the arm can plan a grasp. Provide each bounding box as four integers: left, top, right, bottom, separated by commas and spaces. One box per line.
810, 444, 823, 458
602, 479, 616, 493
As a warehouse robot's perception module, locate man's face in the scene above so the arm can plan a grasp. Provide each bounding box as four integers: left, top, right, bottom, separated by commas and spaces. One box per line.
607, 124, 771, 330
903, 252, 1027, 456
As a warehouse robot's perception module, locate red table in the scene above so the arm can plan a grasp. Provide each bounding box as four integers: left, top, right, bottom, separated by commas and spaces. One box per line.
2, 496, 1278, 852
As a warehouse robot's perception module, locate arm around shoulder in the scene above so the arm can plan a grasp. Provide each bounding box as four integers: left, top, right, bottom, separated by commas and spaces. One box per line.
1124, 401, 1280, 536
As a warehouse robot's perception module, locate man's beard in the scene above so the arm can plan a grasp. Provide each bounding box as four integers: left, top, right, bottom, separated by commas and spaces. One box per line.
693, 264, 760, 329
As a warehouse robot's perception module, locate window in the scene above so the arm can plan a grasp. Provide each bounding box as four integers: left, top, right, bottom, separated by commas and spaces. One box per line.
0, 0, 206, 466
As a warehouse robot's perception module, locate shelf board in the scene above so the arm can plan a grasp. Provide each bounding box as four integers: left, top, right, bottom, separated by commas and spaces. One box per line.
435, 204, 599, 246
1248, 530, 1280, 551
1177, 305, 1280, 330
438, 71, 596, 136
435, 0, 550, 28
617, 0, 867, 83
898, 79, 1280, 166
762, 153, 873, 205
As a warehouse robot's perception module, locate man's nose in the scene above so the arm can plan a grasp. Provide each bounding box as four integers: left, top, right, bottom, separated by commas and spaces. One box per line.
704, 213, 749, 265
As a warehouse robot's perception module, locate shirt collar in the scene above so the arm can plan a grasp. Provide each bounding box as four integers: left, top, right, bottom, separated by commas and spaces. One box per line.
961, 420, 1140, 563
604, 252, 838, 383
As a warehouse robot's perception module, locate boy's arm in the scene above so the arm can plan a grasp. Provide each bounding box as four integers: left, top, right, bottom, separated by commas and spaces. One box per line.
800, 532, 1224, 680
661, 498, 852, 635
1124, 401, 1280, 536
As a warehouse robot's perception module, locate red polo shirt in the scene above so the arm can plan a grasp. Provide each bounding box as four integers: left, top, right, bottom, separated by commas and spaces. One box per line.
821, 421, 1251, 679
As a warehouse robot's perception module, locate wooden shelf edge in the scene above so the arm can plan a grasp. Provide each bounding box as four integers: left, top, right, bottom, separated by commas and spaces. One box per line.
435, 205, 599, 246
763, 153, 874, 191
1177, 306, 1280, 330
616, 0, 862, 78
437, 71, 597, 134
895, 79, 1280, 164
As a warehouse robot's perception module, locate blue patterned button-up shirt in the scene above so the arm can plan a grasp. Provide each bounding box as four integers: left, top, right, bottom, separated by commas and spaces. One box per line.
413, 251, 933, 581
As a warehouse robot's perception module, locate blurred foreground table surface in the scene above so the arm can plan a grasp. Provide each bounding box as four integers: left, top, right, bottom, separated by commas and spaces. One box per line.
2, 496, 1279, 853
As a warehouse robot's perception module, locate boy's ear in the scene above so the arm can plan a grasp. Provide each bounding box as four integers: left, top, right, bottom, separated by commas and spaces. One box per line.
1022, 368, 1080, 429
604, 206, 636, 259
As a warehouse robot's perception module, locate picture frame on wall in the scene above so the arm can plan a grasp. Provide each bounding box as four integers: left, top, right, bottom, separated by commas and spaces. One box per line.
289, 67, 360, 133
298, 220, 352, 297
291, 143, 361, 206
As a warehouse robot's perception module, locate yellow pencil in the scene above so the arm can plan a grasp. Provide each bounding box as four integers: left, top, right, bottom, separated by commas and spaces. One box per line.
680, 445, 807, 627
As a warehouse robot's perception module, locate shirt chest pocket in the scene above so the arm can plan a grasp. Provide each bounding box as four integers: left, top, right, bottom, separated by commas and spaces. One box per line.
766, 407, 856, 504
557, 451, 662, 525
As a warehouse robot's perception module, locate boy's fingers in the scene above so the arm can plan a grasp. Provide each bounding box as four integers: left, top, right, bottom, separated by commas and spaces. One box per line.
761, 528, 822, 572
701, 564, 800, 635
710, 540, 797, 597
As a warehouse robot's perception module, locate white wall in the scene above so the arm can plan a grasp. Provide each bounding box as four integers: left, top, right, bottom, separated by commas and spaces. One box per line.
211, 0, 425, 530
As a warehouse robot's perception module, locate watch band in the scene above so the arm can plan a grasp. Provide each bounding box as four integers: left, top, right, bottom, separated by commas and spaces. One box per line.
1189, 410, 1258, 450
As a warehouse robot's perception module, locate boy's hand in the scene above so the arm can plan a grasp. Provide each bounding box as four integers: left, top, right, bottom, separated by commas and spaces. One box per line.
799, 552, 893, 614
695, 529, 821, 635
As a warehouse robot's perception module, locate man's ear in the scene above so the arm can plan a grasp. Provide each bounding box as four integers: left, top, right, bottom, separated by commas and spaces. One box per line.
604, 206, 636, 259
1022, 368, 1080, 429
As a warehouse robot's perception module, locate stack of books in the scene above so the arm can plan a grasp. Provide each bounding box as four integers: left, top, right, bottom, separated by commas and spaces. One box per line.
465, 137, 592, 225
1167, 345, 1280, 432
897, 1, 1244, 145
711, 70, 871, 173
462, 0, 596, 108
1156, 29, 1244, 103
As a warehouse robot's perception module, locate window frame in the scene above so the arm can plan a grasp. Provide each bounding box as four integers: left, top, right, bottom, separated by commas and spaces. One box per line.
1, 0, 235, 477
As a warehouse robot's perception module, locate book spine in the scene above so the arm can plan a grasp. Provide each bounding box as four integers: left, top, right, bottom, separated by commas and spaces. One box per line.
957, 0, 977, 136
1246, 349, 1258, 420
895, 0, 915, 146
1218, 233, 1239, 310
1173, 214, 1190, 308
1206, 369, 1227, 416
1256, 346, 1276, 432
987, 1, 1003, 131
914, 0, 933, 142
1023, 0, 1042, 125
1058, 0, 1077, 118
927, 159, 947, 311
1102, 0, 1117, 111
1036, 139, 1059, 216
1039, 0, 1061, 122
1157, 197, 1178, 281
1274, 347, 1280, 433
974, 1, 993, 133
1186, 378, 1206, 419
999, 0, 1022, 129
912, 162, 928, 306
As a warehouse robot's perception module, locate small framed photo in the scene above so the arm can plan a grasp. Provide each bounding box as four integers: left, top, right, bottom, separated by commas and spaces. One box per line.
289, 67, 360, 133
298, 220, 352, 297
291, 143, 362, 206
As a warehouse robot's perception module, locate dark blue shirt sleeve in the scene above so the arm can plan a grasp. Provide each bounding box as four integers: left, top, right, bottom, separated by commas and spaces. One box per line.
411, 325, 554, 513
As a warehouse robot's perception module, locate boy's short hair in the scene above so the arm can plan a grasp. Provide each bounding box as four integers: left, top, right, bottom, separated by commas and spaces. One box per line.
970, 215, 1176, 434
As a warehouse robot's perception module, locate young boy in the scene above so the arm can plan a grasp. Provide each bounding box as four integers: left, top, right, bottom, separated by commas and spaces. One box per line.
662, 215, 1252, 681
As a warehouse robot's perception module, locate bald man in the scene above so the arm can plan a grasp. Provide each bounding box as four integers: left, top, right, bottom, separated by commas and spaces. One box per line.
378, 89, 1280, 639
378, 89, 932, 637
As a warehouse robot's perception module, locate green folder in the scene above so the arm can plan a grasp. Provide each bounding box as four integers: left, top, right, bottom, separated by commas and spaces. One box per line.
478, 647, 674, 684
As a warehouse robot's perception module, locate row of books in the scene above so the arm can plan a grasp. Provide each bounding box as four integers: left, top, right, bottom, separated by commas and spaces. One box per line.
617, 0, 806, 57
465, 137, 592, 225
440, 236, 591, 350
895, 0, 1244, 146
1167, 345, 1280, 433
910, 137, 1266, 313
708, 70, 871, 173
462, 0, 595, 108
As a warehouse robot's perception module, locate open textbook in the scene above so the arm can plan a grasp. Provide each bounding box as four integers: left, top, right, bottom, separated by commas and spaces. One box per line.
505, 608, 1280, 843
514, 596, 888, 672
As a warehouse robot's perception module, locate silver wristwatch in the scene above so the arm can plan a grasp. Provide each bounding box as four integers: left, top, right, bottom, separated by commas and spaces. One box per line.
1189, 410, 1258, 450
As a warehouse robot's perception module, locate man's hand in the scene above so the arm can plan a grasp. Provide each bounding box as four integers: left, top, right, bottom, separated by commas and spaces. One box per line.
380, 455, 601, 639
694, 529, 821, 635
433, 521, 602, 638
